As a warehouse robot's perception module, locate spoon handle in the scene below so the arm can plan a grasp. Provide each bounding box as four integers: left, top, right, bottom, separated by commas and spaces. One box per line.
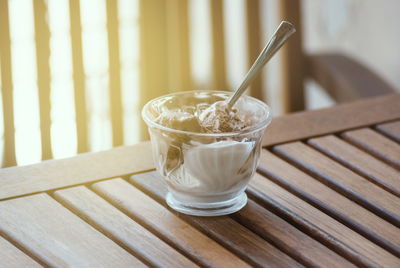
228, 21, 296, 107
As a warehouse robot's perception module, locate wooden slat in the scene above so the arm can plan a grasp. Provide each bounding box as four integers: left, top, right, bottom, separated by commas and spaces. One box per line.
166, 0, 192, 92
258, 150, 400, 257
308, 135, 400, 197
0, 236, 41, 267
69, 0, 89, 153
274, 142, 400, 226
245, 0, 263, 100
0, 0, 17, 167
132, 172, 352, 267
131, 172, 302, 268
54, 186, 196, 267
307, 54, 395, 102
376, 120, 400, 143
0, 141, 153, 200
0, 193, 144, 267
92, 178, 251, 267
106, 0, 124, 147
250, 171, 400, 267
262, 93, 400, 147
279, 0, 305, 112
138, 0, 169, 140
33, 0, 53, 160
233, 200, 354, 268
1, 95, 399, 200
210, 0, 228, 90
342, 128, 400, 169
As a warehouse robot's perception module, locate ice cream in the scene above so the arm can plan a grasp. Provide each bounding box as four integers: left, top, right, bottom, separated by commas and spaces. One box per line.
143, 91, 270, 211
155, 100, 254, 134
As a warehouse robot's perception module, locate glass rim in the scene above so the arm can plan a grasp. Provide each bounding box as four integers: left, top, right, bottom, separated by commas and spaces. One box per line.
141, 90, 272, 137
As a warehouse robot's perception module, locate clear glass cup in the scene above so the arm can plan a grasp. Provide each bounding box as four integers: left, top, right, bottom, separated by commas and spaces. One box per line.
142, 91, 272, 216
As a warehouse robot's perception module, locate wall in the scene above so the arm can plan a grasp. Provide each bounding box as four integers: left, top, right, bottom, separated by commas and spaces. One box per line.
302, 0, 400, 108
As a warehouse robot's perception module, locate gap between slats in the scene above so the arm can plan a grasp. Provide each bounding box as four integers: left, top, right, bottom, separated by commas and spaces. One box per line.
245, 186, 380, 268
342, 128, 400, 170
272, 142, 400, 227
51, 186, 197, 266
91, 178, 251, 267
308, 134, 400, 197
374, 120, 400, 143
49, 190, 154, 267
128, 172, 354, 268
258, 148, 400, 257
85, 182, 213, 267
0, 232, 47, 267
0, 167, 155, 202
127, 174, 298, 268
0, 193, 144, 267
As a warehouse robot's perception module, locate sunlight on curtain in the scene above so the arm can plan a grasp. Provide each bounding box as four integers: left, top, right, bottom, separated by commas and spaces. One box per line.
2, 0, 281, 166
9, 0, 42, 165
4, 0, 142, 164
189, 0, 213, 89
118, 0, 140, 145
0, 79, 4, 166
80, 0, 112, 152
261, 0, 285, 115
48, 0, 78, 159
223, 0, 248, 90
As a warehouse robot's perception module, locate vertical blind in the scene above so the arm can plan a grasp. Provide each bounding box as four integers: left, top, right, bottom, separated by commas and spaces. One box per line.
0, 0, 303, 167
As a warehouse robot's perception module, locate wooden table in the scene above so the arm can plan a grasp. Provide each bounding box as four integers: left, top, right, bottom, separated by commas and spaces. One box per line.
1, 94, 399, 267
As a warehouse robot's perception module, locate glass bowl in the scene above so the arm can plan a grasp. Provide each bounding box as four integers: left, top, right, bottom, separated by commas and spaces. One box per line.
142, 90, 272, 216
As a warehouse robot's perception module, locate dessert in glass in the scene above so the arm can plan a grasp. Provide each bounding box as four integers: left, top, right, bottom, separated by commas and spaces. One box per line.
142, 90, 272, 216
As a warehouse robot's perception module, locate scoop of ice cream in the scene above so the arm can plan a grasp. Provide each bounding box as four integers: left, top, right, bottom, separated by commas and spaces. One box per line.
155, 100, 254, 133
198, 101, 248, 133
156, 110, 203, 132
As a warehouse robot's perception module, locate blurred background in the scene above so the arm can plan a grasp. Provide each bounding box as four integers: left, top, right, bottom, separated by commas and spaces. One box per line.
0, 0, 398, 167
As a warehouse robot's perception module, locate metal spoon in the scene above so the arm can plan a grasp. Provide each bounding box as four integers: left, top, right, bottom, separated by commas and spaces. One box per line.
198, 21, 296, 132
228, 21, 296, 107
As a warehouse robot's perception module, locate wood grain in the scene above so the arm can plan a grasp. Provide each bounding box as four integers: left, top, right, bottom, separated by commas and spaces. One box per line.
249, 171, 400, 268
0, 141, 153, 200
308, 135, 400, 197
258, 150, 400, 256
274, 142, 400, 226
342, 128, 400, 169
307, 54, 395, 102
0, 0, 17, 167
0, 193, 143, 267
130, 171, 303, 268
131, 172, 353, 267
376, 120, 400, 143
0, 236, 41, 267
233, 200, 355, 268
54, 186, 196, 268
69, 0, 89, 153
262, 93, 400, 147
1, 95, 399, 200
92, 178, 250, 267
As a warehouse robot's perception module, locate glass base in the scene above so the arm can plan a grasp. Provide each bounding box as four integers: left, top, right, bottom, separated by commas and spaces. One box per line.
166, 192, 247, 216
